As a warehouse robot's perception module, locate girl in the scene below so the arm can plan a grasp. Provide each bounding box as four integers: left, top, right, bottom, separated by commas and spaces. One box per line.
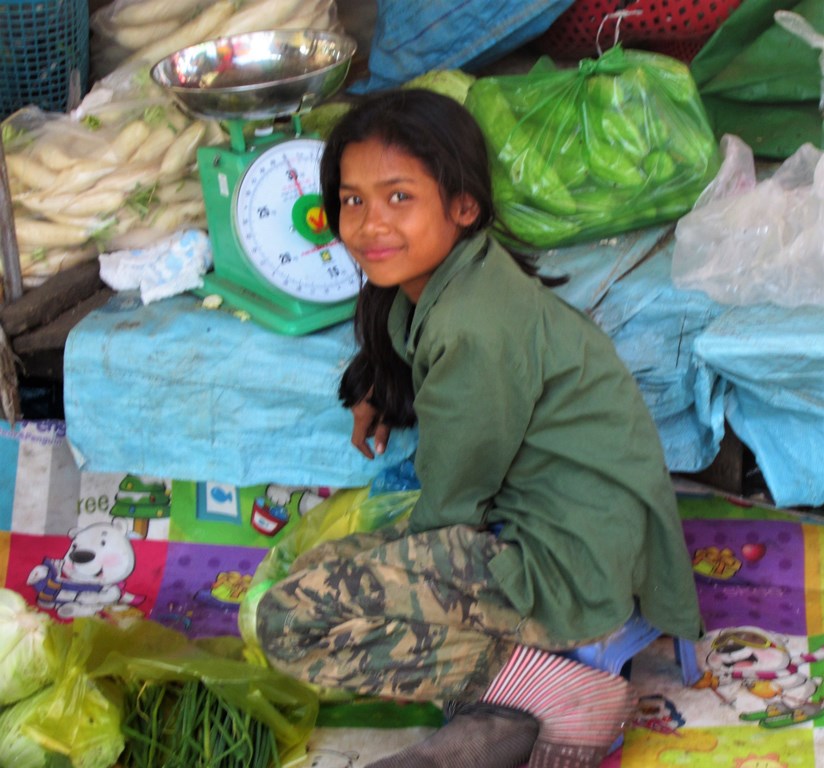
256, 89, 701, 768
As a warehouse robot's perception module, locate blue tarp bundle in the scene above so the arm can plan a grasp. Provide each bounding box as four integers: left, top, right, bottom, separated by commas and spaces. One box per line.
694, 305, 824, 508
351, 0, 576, 92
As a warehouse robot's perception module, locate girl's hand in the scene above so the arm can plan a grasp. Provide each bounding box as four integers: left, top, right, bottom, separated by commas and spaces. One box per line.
350, 395, 391, 459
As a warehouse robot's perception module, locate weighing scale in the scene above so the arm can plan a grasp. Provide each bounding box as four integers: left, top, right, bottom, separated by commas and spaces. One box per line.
151, 29, 361, 335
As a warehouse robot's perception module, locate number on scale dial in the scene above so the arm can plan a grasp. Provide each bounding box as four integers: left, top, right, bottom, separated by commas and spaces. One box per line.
234, 138, 361, 303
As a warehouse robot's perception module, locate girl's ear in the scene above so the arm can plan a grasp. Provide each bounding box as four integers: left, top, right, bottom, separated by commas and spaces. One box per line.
451, 193, 481, 228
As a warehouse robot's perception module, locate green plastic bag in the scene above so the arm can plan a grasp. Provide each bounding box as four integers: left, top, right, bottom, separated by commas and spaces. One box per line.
464, 46, 720, 250
690, 0, 824, 159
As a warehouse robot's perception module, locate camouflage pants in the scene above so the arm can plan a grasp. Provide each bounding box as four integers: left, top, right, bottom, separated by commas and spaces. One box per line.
257, 523, 560, 703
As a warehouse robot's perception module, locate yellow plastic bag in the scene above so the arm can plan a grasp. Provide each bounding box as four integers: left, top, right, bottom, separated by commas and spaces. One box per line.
239, 487, 420, 651
16, 617, 319, 768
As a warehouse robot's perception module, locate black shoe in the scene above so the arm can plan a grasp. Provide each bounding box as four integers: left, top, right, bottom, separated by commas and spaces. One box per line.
365, 703, 539, 768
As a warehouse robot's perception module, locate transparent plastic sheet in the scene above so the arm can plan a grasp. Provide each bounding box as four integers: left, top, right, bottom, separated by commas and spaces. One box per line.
12, 618, 318, 768
239, 487, 420, 651
672, 134, 824, 307
464, 45, 720, 250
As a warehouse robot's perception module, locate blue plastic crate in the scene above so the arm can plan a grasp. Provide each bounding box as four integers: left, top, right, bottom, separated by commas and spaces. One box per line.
0, 0, 89, 119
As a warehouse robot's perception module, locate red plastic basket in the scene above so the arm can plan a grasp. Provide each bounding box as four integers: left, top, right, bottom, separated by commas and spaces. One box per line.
534, 0, 744, 62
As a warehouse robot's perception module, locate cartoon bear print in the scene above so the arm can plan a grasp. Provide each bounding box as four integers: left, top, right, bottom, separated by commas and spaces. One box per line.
27, 518, 145, 619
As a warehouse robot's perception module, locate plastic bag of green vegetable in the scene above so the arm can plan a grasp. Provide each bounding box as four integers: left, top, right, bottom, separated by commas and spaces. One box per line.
5, 617, 319, 768
0, 686, 73, 768
464, 45, 720, 250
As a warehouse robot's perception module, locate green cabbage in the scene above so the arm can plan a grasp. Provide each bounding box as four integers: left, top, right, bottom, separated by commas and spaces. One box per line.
0, 589, 54, 706
403, 69, 476, 104
24, 674, 124, 768
300, 100, 354, 140
0, 687, 71, 768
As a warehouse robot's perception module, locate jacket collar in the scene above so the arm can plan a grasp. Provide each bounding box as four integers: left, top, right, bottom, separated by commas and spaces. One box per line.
387, 231, 489, 362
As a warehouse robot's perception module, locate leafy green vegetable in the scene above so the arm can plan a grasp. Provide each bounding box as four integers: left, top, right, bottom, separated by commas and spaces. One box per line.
80, 115, 103, 130
21, 648, 125, 768
0, 589, 54, 706
1, 122, 26, 147
0, 687, 72, 768
126, 183, 159, 218
403, 69, 476, 104
299, 101, 353, 140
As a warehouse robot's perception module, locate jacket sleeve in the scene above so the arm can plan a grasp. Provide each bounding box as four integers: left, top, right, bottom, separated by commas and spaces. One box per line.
408, 324, 539, 533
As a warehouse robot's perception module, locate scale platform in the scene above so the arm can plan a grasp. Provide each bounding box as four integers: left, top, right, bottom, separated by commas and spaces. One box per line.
194, 272, 357, 335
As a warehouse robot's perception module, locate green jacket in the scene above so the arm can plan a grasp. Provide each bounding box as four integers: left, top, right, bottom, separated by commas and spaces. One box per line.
388, 231, 701, 645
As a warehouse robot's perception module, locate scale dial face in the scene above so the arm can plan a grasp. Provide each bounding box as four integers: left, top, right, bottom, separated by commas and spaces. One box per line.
233, 137, 361, 304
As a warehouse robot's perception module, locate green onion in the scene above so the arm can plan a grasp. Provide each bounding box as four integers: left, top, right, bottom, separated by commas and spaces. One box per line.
119, 679, 280, 768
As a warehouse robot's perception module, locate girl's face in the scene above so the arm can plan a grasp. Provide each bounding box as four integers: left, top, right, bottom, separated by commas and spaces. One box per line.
337, 137, 479, 303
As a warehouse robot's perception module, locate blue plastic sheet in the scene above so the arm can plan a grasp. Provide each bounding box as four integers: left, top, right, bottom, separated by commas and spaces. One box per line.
351, 0, 575, 92
64, 292, 417, 487
64, 226, 727, 491
589, 241, 727, 473
694, 304, 824, 508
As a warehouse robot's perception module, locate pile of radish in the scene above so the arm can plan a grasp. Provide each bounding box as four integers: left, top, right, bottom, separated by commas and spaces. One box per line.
3, 70, 223, 285
91, 0, 340, 76
1, 0, 342, 287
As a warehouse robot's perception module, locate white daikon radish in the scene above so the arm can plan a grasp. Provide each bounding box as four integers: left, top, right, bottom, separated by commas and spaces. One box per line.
110, 0, 209, 27
125, 1, 235, 68
14, 217, 92, 249
6, 155, 57, 190
159, 121, 206, 178
131, 124, 177, 164
112, 19, 179, 50
109, 119, 152, 162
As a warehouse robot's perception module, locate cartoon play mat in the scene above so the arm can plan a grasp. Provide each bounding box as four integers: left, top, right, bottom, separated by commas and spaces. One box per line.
2, 419, 824, 767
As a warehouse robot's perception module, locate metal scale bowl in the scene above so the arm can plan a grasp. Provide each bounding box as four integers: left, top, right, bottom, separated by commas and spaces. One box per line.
151, 29, 361, 335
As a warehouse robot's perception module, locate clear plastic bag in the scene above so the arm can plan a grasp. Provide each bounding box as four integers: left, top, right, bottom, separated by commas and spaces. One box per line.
672, 134, 824, 307
464, 45, 720, 249
89, 0, 339, 78
2, 65, 222, 285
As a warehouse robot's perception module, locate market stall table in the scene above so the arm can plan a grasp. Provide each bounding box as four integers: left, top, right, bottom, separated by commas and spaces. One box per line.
63, 221, 824, 508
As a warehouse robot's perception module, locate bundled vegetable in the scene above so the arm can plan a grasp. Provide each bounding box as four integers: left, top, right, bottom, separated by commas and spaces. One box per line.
90, 0, 340, 77
1, 67, 223, 287
0, 593, 319, 768
120, 680, 279, 768
464, 46, 721, 249
74, 620, 319, 768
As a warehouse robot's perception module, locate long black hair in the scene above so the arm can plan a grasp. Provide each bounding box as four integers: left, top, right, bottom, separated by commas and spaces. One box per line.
321, 88, 562, 428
